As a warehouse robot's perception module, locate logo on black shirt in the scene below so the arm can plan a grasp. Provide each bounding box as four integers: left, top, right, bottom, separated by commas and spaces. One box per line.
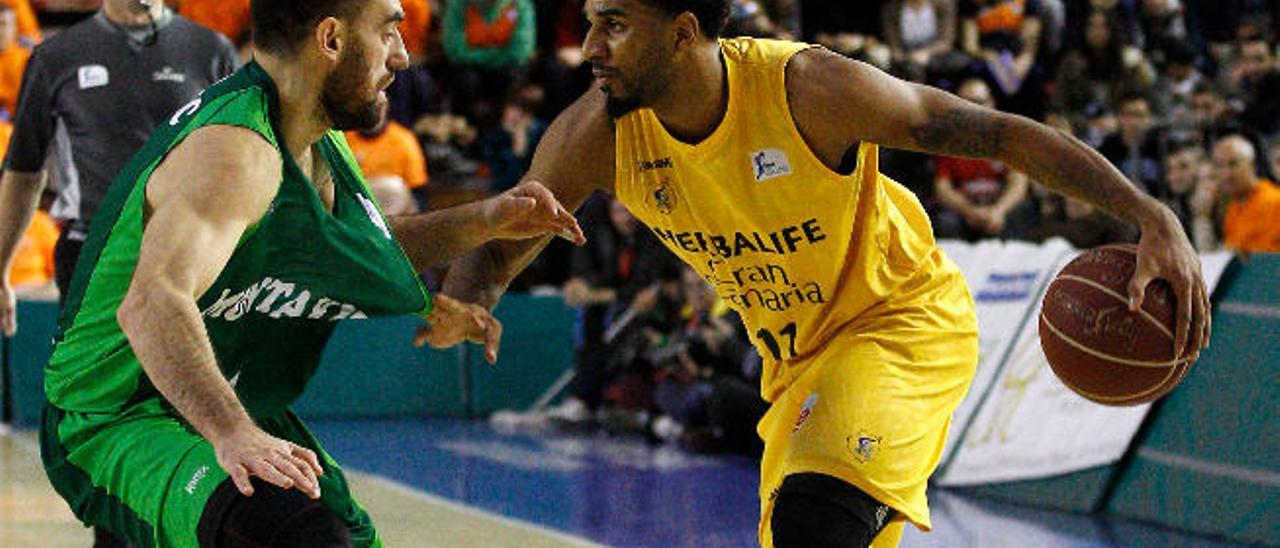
153, 66, 187, 84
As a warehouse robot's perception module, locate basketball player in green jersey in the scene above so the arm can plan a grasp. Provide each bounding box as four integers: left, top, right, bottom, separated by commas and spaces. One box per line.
40, 0, 583, 546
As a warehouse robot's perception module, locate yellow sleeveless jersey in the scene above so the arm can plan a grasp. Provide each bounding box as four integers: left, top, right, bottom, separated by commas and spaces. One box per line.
614, 38, 945, 402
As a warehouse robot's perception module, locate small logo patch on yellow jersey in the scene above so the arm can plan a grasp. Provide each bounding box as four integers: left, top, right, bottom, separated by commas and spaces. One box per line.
751, 149, 792, 182
848, 431, 883, 464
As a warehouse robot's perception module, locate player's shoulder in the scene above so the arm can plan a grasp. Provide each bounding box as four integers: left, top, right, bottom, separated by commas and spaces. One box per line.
154, 124, 282, 206
554, 89, 613, 137
531, 89, 615, 191
544, 89, 615, 159
783, 47, 889, 121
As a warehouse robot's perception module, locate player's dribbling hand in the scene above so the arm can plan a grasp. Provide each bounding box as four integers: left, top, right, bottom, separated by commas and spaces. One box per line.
213, 425, 324, 499
481, 180, 586, 245
0, 280, 16, 336
414, 293, 503, 364
1129, 209, 1211, 362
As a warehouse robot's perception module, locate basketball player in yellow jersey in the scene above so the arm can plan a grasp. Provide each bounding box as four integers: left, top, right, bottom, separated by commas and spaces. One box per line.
439, 1, 1211, 546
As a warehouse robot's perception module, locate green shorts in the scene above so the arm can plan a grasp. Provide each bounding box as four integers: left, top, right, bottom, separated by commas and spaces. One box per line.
41, 400, 381, 548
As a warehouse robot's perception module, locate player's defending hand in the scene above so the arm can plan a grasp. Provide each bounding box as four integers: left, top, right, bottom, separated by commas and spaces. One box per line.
481, 180, 586, 245
0, 280, 16, 336
414, 293, 504, 364
213, 425, 324, 499
1128, 209, 1211, 362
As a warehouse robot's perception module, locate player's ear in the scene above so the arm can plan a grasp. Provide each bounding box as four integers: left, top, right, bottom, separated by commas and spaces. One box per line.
672, 11, 699, 52
315, 17, 344, 63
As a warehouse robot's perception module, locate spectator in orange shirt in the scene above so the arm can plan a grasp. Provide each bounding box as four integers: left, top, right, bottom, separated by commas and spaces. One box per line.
0, 2, 30, 117
346, 106, 429, 216
2, 0, 40, 47
7, 201, 56, 291
400, 0, 431, 64
1212, 134, 1280, 253
176, 0, 251, 44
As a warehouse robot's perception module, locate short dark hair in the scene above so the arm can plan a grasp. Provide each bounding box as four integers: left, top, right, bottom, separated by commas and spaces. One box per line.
646, 0, 732, 38
251, 0, 362, 54
1113, 90, 1150, 112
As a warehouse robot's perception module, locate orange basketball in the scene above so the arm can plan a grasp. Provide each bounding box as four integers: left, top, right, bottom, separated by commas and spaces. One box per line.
1038, 244, 1192, 406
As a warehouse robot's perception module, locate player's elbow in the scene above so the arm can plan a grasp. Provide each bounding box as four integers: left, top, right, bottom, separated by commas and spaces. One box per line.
116, 278, 183, 336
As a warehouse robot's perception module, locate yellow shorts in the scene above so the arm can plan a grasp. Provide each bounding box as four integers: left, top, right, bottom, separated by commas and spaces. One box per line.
757, 263, 978, 548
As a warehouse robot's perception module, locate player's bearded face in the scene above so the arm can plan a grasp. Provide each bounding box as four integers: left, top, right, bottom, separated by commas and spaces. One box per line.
321, 38, 385, 131
600, 31, 676, 118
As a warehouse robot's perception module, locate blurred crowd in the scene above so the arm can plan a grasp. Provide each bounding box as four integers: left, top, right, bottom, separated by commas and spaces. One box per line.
4, 0, 1280, 454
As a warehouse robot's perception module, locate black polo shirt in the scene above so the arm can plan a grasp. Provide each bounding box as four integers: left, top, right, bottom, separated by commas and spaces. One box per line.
5, 10, 238, 238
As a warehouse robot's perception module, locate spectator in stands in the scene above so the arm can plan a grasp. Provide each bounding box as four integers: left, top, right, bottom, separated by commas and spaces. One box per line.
6, 0, 39, 48
881, 0, 964, 84
1162, 142, 1220, 250
0, 1, 30, 117
416, 113, 483, 188
345, 105, 429, 215
1153, 39, 1203, 140
725, 0, 789, 39
959, 0, 1047, 117
175, 0, 251, 47
1269, 139, 1280, 182
1190, 81, 1239, 143
1212, 134, 1280, 253
1099, 93, 1163, 193
6, 194, 55, 294
932, 79, 1032, 241
550, 196, 675, 425
477, 82, 547, 192
1051, 10, 1156, 117
531, 0, 591, 118
399, 0, 432, 65
1064, 0, 1139, 53
651, 266, 763, 455
442, 0, 536, 120
1035, 194, 1138, 247
801, 0, 886, 64
1136, 0, 1190, 64
1231, 35, 1280, 136
1080, 100, 1116, 147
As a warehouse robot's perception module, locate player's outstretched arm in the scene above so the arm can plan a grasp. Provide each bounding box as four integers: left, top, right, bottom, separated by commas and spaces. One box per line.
441, 89, 616, 310
786, 48, 1209, 361
117, 126, 323, 499
387, 179, 585, 273
0, 169, 48, 336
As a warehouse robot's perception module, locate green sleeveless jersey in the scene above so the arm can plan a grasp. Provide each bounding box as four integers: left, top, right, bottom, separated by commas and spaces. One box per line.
45, 61, 431, 416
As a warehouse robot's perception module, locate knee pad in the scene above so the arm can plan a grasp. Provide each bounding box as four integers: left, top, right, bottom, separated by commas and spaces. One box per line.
198, 478, 353, 548
770, 473, 896, 548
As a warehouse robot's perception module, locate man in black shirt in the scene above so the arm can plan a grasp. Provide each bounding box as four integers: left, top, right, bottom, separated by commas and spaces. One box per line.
0, 1, 236, 546
0, 0, 237, 328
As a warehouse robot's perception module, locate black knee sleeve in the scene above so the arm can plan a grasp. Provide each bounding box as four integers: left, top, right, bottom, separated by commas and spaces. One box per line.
770, 473, 896, 548
197, 478, 353, 548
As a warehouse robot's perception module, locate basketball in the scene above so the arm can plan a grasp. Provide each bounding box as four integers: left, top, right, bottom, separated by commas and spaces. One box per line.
1038, 244, 1191, 406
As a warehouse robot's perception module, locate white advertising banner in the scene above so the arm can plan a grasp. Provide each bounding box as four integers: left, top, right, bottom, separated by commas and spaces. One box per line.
936, 242, 1233, 486
936, 238, 1074, 462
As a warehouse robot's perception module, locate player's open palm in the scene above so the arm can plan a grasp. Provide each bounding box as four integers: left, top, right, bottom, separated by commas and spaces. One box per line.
481, 180, 586, 245
414, 293, 504, 364
213, 425, 324, 500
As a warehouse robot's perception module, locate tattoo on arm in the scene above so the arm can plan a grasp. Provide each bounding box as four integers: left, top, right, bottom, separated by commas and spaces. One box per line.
910, 106, 1006, 158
